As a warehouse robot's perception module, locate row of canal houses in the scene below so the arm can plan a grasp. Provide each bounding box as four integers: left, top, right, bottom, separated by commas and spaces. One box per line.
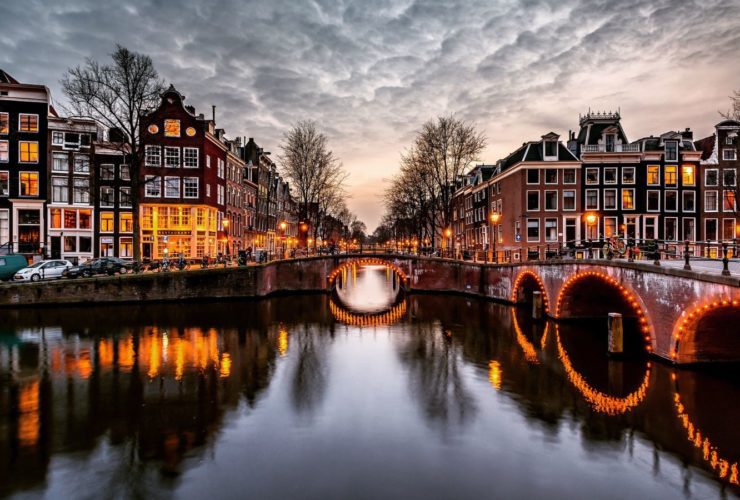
452, 111, 739, 260
0, 69, 298, 263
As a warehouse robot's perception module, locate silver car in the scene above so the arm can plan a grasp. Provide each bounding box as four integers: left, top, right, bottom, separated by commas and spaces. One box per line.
14, 260, 74, 282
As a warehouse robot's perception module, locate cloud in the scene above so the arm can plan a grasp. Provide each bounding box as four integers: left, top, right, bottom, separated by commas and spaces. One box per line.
1, 0, 738, 229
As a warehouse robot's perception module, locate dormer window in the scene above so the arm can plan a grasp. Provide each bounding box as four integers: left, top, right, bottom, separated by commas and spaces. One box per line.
605, 133, 616, 152
665, 141, 678, 162
544, 140, 557, 160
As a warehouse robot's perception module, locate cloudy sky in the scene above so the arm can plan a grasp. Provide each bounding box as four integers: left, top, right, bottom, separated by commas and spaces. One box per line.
2, 0, 738, 229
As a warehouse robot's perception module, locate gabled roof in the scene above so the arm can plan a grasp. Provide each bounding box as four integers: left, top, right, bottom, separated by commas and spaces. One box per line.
716, 119, 740, 128
694, 134, 718, 165
0, 69, 19, 84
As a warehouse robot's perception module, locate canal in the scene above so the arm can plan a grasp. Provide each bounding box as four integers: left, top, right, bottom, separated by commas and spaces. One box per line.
0, 264, 738, 499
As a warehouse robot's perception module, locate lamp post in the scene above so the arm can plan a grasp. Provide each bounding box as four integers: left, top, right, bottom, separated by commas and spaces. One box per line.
279, 221, 287, 259
222, 218, 230, 256
585, 212, 597, 258
489, 211, 501, 263
444, 228, 452, 258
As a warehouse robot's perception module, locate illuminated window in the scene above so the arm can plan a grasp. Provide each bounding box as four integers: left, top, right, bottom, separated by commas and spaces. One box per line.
79, 210, 91, 229
184, 177, 199, 198
621, 189, 635, 210
100, 212, 114, 233
50, 208, 62, 229
19, 141, 38, 163
100, 237, 114, 257
0, 113, 8, 134
183, 147, 199, 168
164, 177, 180, 198
63, 209, 77, 229
647, 165, 660, 185
145, 145, 161, 166
0, 141, 8, 162
52, 177, 68, 203
0, 171, 8, 197
141, 207, 153, 230
145, 176, 161, 197
165, 146, 180, 167
604, 217, 617, 238
120, 213, 133, 233
19, 114, 38, 132
725, 190, 737, 212
164, 119, 180, 137
19, 172, 38, 196
120, 237, 133, 258
664, 165, 677, 186
681, 165, 695, 186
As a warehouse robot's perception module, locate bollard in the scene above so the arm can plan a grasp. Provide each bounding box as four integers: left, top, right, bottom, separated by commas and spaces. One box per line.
532, 291, 543, 320
683, 240, 691, 270
722, 243, 731, 277
608, 359, 624, 394
608, 312, 624, 355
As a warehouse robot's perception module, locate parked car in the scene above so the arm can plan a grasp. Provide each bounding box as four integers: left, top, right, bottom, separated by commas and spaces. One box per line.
62, 257, 133, 279
0, 254, 29, 281
13, 260, 73, 282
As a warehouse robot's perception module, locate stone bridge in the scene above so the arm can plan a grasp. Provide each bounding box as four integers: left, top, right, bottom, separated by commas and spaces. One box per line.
0, 253, 738, 364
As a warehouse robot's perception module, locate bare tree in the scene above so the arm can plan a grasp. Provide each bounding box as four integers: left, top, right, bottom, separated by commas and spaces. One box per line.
720, 90, 740, 121
278, 120, 348, 246
62, 45, 166, 261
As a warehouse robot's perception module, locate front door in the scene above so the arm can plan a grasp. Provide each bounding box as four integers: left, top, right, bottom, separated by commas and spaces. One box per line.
51, 237, 61, 259
624, 216, 639, 240
564, 217, 577, 246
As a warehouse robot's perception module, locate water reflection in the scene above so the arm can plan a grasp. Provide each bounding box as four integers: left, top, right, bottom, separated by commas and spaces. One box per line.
0, 283, 739, 497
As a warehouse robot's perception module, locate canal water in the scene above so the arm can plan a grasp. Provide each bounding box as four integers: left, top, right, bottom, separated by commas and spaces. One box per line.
0, 264, 738, 499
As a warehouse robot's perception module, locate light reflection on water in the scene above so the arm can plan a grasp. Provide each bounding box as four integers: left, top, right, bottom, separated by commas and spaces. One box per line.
0, 265, 738, 499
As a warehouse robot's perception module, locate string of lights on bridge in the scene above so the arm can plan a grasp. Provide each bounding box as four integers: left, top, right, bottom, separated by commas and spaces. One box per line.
329, 299, 408, 327
672, 298, 740, 361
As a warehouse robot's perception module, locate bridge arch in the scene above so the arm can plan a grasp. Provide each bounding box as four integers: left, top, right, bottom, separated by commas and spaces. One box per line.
511, 270, 550, 314
672, 298, 740, 363
555, 271, 653, 353
327, 258, 409, 290
329, 297, 408, 327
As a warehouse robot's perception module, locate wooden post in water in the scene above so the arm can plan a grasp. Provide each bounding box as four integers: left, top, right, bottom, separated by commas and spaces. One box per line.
608, 312, 624, 355
532, 291, 543, 320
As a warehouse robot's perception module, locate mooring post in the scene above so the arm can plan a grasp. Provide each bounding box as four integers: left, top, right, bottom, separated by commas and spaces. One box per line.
532, 291, 543, 320
608, 312, 624, 355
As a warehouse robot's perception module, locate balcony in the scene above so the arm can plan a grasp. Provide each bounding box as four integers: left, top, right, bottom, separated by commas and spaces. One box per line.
581, 143, 640, 153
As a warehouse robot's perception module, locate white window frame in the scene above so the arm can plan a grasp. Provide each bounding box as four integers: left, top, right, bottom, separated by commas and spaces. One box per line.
100, 163, 115, 181
664, 189, 678, 213
562, 190, 576, 211
0, 140, 8, 163
603, 188, 618, 210
563, 169, 576, 185
183, 177, 199, 199
603, 216, 618, 238
665, 141, 678, 162
73, 177, 90, 204
682, 217, 696, 242
164, 146, 180, 168
100, 186, 115, 207
664, 217, 679, 241
704, 168, 718, 187
526, 218, 540, 243
74, 154, 90, 174
585, 167, 599, 185
0, 170, 8, 197
183, 147, 199, 168
164, 176, 180, 198
144, 175, 161, 198
544, 169, 558, 185
544, 190, 558, 211
682, 190, 696, 213
120, 164, 131, 181
18, 113, 39, 133
647, 165, 660, 186
646, 190, 661, 212
544, 218, 558, 242
724, 169, 737, 187
52, 131, 64, 145
603, 167, 618, 185
585, 189, 599, 210
526, 190, 540, 211
18, 171, 39, 197
621, 188, 636, 210
18, 141, 38, 164
704, 190, 718, 212
724, 190, 737, 212
622, 167, 636, 185
0, 112, 8, 135
145, 145, 161, 167
526, 169, 539, 185
119, 187, 132, 208
705, 218, 719, 242
51, 176, 69, 203
723, 149, 737, 161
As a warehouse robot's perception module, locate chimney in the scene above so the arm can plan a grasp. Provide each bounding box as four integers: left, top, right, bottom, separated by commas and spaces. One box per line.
212, 105, 216, 123
683, 127, 693, 140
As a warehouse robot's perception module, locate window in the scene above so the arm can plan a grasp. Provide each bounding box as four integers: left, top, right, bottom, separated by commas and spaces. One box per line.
705, 191, 718, 212
100, 237, 114, 256
585, 168, 599, 185
647, 190, 660, 212
79, 210, 91, 229
145, 175, 161, 197
19, 114, 38, 132
51, 153, 67, 172
52, 177, 68, 203
665, 190, 678, 212
19, 141, 38, 163
119, 187, 132, 208
63, 209, 77, 229
100, 164, 115, 180
723, 219, 737, 240
647, 165, 660, 185
100, 186, 115, 207
206, 155, 211, 169
145, 145, 161, 166
526, 219, 540, 242
100, 212, 114, 233
0, 113, 8, 134
184, 147, 199, 168
644, 217, 658, 240
682, 165, 695, 186
50, 208, 62, 228
622, 167, 635, 184
604, 217, 617, 238
119, 213, 133, 233
19, 172, 38, 196
563, 190, 576, 211
120, 164, 131, 181
526, 191, 539, 211
164, 176, 180, 198
585, 189, 599, 210
165, 147, 180, 168
664, 165, 677, 186
665, 141, 678, 161
724, 169, 737, 187
52, 131, 63, 145
0, 141, 8, 162
723, 149, 737, 161
705, 219, 718, 241
120, 237, 133, 258
563, 169, 576, 184
604, 167, 617, 184
543, 218, 557, 242
603, 189, 617, 210
544, 169, 557, 184
526, 169, 539, 184
665, 217, 678, 241
0, 171, 8, 196
724, 190, 737, 212
683, 218, 695, 241
544, 140, 557, 158
79, 237, 92, 253
184, 177, 199, 198
621, 189, 635, 210
73, 178, 89, 204
74, 154, 90, 173
544, 190, 557, 210
682, 191, 695, 212
164, 119, 181, 137
206, 183, 211, 197
705, 169, 718, 186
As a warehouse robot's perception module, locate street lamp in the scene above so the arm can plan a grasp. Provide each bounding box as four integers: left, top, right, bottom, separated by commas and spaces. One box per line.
490, 211, 501, 263
279, 221, 287, 258
223, 218, 230, 256
444, 228, 452, 258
